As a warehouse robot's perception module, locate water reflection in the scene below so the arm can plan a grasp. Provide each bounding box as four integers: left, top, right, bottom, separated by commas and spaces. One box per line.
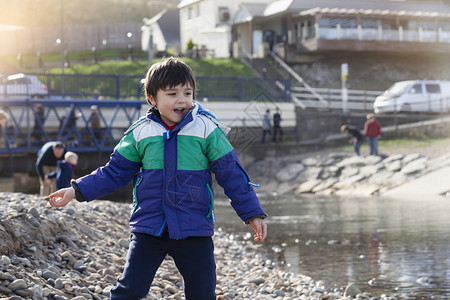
214, 194, 450, 298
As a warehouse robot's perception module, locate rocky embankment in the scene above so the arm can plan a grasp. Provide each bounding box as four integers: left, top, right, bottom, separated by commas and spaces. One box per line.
248, 151, 450, 197
0, 192, 402, 300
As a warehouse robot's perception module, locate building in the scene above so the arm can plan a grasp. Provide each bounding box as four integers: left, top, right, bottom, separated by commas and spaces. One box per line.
232, 0, 450, 62
141, 9, 181, 56
177, 0, 273, 58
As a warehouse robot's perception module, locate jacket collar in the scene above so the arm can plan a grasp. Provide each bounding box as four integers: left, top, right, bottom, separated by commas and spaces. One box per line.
145, 100, 230, 136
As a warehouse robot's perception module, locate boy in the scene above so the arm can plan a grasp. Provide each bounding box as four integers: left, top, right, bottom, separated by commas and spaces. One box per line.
47, 57, 267, 300
46, 151, 78, 189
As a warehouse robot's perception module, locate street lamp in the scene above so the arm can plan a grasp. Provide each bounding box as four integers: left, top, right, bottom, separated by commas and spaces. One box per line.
127, 32, 133, 61
59, 0, 65, 96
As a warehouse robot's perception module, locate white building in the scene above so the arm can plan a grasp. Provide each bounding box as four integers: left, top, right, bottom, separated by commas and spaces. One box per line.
177, 0, 272, 58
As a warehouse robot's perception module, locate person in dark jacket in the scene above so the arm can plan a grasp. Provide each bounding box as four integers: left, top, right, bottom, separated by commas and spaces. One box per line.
341, 124, 364, 156
35, 141, 66, 196
272, 107, 282, 143
46, 57, 267, 300
46, 151, 78, 190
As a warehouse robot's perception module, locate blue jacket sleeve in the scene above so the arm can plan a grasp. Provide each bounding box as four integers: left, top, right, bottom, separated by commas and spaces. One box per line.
75, 151, 142, 202
211, 150, 265, 221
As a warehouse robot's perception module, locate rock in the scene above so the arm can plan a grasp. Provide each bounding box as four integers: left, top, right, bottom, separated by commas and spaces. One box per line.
56, 235, 79, 249
386, 160, 402, 172
7, 279, 28, 291
0, 271, 13, 280
296, 179, 322, 193
311, 178, 338, 193
42, 270, 59, 280
0, 286, 12, 295
275, 163, 305, 182
344, 282, 362, 297
14, 288, 34, 298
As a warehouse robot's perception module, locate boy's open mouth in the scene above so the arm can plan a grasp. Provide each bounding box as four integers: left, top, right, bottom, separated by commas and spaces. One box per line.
174, 108, 185, 115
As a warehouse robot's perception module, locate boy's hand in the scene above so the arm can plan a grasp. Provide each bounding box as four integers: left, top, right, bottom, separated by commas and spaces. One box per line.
249, 218, 267, 241
46, 187, 75, 208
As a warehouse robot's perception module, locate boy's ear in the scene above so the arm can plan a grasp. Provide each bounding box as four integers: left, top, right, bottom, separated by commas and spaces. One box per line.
147, 94, 156, 106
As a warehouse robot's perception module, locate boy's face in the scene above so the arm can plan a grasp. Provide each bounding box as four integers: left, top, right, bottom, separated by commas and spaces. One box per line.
148, 84, 193, 126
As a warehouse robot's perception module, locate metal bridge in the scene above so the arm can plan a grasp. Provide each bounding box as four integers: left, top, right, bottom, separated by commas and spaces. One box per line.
0, 98, 144, 155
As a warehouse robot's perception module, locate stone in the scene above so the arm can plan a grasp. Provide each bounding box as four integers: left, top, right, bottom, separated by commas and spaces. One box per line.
275, 163, 305, 182
7, 279, 28, 291
344, 282, 362, 297
296, 179, 322, 194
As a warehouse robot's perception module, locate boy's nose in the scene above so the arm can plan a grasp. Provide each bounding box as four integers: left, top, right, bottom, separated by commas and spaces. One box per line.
177, 96, 187, 103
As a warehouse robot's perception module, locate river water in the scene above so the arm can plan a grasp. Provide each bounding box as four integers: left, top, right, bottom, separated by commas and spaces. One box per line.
214, 194, 450, 299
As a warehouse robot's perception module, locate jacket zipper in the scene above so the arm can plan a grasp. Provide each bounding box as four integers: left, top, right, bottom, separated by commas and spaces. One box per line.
205, 183, 215, 222
236, 163, 260, 190
132, 176, 143, 214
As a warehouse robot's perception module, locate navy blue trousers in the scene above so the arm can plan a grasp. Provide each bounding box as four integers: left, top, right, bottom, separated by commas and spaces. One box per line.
110, 232, 216, 300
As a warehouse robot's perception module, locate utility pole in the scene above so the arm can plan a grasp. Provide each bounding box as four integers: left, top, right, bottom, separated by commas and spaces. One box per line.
341, 63, 348, 113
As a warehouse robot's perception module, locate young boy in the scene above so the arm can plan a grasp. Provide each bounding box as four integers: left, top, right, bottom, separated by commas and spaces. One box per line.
47, 57, 267, 300
46, 151, 78, 189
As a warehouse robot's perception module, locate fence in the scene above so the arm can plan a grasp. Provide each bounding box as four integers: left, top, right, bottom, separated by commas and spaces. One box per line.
1, 73, 291, 102
292, 86, 382, 112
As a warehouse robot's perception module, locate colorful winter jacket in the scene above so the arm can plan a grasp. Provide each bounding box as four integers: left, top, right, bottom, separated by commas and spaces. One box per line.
73, 102, 265, 239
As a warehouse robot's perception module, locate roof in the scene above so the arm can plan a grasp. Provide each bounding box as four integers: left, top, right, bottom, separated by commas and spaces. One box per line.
157, 10, 180, 45
233, 3, 268, 23
263, 0, 450, 17
298, 7, 450, 19
178, 0, 201, 9
142, 9, 180, 46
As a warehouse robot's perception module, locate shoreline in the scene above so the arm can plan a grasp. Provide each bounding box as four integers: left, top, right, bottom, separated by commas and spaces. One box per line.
0, 192, 392, 299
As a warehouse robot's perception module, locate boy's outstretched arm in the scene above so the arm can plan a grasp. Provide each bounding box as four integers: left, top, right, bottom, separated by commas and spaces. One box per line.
46, 187, 75, 208
249, 218, 267, 241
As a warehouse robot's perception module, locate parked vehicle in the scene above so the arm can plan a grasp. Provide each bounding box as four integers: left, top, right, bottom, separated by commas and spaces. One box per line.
373, 80, 450, 113
0, 73, 48, 98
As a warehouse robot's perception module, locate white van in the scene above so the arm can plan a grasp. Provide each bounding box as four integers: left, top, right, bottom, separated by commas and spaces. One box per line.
373, 80, 450, 113
0, 73, 48, 98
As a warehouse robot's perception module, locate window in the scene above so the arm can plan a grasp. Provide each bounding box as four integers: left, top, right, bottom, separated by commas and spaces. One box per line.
425, 84, 441, 93
218, 7, 230, 22
410, 83, 422, 94
187, 5, 199, 20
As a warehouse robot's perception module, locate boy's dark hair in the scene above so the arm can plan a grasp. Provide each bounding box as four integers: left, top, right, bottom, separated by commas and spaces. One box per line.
144, 57, 196, 106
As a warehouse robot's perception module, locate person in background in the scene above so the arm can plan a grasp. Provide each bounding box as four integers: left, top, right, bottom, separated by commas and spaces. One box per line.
340, 124, 364, 156
261, 109, 272, 143
46, 151, 78, 190
272, 107, 282, 143
33, 103, 45, 143
35, 141, 66, 196
0, 110, 8, 147
46, 57, 267, 300
0, 110, 7, 126
364, 113, 382, 156
89, 105, 102, 141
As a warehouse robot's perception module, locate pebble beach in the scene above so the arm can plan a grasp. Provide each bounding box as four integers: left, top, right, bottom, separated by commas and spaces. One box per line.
0, 192, 402, 300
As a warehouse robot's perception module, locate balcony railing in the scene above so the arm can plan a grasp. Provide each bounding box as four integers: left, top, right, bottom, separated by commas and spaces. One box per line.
317, 26, 450, 43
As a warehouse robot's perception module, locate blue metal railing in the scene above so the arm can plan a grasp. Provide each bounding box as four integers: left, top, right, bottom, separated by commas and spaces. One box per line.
0, 98, 144, 154
2, 73, 291, 102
